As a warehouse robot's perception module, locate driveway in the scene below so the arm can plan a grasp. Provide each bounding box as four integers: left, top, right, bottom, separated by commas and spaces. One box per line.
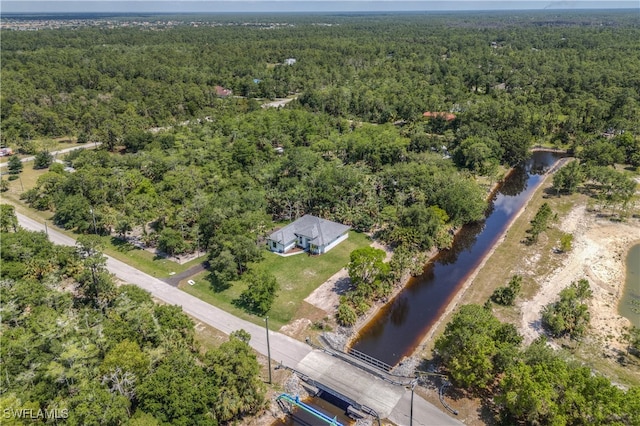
15, 212, 462, 426
16, 213, 312, 368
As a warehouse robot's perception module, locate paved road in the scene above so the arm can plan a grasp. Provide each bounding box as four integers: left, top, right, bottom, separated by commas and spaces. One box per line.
261, 97, 297, 108
16, 213, 310, 369
16, 213, 462, 426
0, 142, 101, 168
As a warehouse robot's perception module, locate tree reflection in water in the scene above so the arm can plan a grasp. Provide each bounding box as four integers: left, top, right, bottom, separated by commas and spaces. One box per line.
352, 151, 563, 366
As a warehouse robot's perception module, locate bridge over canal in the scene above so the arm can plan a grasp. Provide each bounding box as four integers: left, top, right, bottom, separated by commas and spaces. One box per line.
18, 212, 463, 426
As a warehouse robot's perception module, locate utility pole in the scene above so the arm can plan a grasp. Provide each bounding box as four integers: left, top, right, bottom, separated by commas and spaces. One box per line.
265, 316, 272, 384
410, 379, 417, 426
90, 207, 97, 234
195, 225, 200, 257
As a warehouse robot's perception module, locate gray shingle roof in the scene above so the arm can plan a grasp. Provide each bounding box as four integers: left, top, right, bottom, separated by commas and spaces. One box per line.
268, 215, 350, 247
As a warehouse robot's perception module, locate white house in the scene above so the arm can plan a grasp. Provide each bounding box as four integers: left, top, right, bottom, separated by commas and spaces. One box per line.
284, 58, 297, 66
267, 215, 350, 255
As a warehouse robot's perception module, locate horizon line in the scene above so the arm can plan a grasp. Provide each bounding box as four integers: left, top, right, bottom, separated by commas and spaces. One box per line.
4, 1, 639, 14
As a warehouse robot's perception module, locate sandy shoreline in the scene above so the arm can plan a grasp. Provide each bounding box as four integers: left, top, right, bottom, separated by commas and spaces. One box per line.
520, 206, 640, 350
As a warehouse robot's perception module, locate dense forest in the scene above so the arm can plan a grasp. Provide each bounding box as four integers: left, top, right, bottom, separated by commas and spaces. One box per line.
0, 210, 266, 425
1, 11, 640, 423
3, 12, 639, 296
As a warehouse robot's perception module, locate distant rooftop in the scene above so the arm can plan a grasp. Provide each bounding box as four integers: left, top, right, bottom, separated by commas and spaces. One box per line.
423, 111, 456, 121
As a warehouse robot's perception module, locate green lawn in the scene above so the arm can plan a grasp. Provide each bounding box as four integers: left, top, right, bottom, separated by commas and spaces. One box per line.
4, 161, 371, 328
182, 231, 371, 329
30, 136, 78, 152
105, 238, 205, 278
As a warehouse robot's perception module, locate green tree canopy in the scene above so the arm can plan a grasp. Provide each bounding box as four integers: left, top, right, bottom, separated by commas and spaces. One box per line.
235, 269, 279, 315
541, 278, 592, 339
526, 202, 553, 243
0, 204, 19, 232
205, 330, 266, 422
552, 160, 584, 195
33, 150, 53, 169
0, 229, 266, 426
434, 304, 522, 390
136, 351, 218, 425
7, 155, 23, 174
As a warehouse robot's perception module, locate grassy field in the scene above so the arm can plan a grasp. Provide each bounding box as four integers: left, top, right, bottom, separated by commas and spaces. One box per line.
106, 237, 204, 278
1, 162, 50, 204
181, 231, 371, 329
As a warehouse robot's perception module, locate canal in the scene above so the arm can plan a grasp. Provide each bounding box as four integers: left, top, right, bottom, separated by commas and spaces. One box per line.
272, 393, 355, 426
352, 151, 562, 365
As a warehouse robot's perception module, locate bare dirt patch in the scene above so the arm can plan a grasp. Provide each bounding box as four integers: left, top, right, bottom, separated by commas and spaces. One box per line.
304, 237, 394, 316
521, 206, 640, 352
279, 318, 313, 339
303, 268, 350, 314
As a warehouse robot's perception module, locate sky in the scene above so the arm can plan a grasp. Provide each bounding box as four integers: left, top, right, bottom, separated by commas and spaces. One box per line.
2, 0, 639, 14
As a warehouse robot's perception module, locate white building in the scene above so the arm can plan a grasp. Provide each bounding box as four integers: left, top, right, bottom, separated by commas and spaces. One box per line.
267, 215, 350, 255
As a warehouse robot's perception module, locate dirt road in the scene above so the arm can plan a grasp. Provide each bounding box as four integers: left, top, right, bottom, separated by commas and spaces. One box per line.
0, 142, 102, 168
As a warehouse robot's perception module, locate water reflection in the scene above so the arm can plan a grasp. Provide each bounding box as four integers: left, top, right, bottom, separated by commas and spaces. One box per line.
351, 152, 561, 365
500, 166, 529, 196
619, 244, 640, 327
272, 395, 354, 426
390, 295, 410, 326
436, 220, 484, 266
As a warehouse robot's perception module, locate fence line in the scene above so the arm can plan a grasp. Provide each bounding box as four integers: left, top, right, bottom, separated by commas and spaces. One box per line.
347, 347, 393, 372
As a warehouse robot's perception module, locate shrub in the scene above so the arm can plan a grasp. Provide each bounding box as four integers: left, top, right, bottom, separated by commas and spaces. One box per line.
336, 301, 357, 326
541, 279, 592, 339
7, 155, 23, 174
559, 233, 573, 252
526, 203, 553, 244
491, 275, 522, 306
33, 151, 53, 169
